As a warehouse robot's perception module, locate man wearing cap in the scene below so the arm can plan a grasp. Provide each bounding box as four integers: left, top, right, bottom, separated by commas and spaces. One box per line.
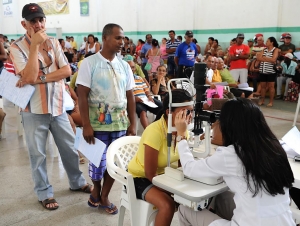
278, 33, 296, 56
275, 53, 297, 99
228, 33, 250, 84
175, 30, 198, 79
247, 38, 254, 59
10, 3, 91, 210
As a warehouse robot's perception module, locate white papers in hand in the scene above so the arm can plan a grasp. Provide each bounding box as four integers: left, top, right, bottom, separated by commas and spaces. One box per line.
140, 97, 158, 108
282, 126, 300, 156
74, 128, 107, 167
238, 83, 254, 91
0, 69, 35, 109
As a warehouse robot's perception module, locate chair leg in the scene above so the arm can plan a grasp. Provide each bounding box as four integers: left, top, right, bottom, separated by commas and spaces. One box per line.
118, 205, 126, 226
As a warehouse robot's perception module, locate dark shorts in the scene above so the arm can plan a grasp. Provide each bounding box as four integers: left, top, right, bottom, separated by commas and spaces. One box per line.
133, 177, 154, 200
136, 98, 163, 118
259, 73, 277, 82
230, 88, 252, 98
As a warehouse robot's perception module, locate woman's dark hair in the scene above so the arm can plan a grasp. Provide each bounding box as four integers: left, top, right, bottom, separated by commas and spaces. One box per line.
87, 34, 95, 43
125, 36, 129, 41
94, 37, 98, 42
84, 52, 96, 58
231, 38, 237, 42
58, 39, 64, 45
214, 39, 219, 45
192, 38, 198, 44
162, 38, 167, 42
162, 89, 193, 118
156, 65, 167, 72
152, 39, 159, 47
208, 37, 214, 41
268, 37, 279, 48
219, 98, 294, 197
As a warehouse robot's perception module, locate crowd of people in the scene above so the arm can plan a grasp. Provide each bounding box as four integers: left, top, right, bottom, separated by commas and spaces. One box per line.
0, 2, 300, 226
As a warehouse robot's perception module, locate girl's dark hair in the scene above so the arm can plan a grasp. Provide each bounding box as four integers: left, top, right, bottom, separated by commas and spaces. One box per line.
152, 39, 159, 47
87, 34, 95, 43
214, 39, 219, 45
162, 89, 193, 118
208, 37, 214, 41
219, 98, 294, 197
268, 37, 279, 48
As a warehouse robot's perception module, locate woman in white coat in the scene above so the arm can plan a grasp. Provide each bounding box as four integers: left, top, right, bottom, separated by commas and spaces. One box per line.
175, 98, 295, 226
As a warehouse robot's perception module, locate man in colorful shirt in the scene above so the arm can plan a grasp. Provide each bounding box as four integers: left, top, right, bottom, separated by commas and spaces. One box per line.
10, 3, 90, 210
76, 23, 136, 214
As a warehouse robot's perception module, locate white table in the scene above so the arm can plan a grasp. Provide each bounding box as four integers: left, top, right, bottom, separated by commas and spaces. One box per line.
153, 174, 228, 210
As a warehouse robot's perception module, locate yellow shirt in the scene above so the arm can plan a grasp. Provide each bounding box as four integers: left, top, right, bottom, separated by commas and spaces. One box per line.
128, 116, 187, 178
71, 41, 78, 50
212, 69, 222, 83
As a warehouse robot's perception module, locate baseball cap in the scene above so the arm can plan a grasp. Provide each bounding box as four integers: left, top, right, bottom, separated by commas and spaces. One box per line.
185, 31, 193, 37
247, 38, 254, 42
237, 33, 245, 38
280, 33, 292, 42
22, 3, 45, 21
284, 53, 293, 60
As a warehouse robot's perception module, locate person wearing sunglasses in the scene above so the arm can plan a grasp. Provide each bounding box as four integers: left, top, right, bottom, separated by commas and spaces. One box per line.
10, 3, 92, 210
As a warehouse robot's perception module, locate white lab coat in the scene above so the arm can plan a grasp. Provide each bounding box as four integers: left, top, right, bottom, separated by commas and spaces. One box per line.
178, 141, 295, 226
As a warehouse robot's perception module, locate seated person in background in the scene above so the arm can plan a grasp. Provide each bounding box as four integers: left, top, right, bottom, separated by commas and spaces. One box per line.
128, 61, 163, 129
209, 39, 222, 57
123, 55, 146, 78
285, 61, 300, 102
278, 33, 296, 56
3, 49, 16, 75
151, 65, 175, 101
0, 107, 6, 140
275, 53, 298, 100
65, 83, 85, 164
217, 57, 253, 98
128, 89, 193, 226
176, 98, 295, 226
70, 53, 79, 75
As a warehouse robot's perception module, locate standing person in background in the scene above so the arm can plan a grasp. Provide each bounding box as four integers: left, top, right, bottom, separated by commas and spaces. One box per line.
135, 39, 144, 65
278, 33, 296, 56
256, 37, 279, 107
209, 39, 222, 56
247, 38, 254, 59
121, 36, 132, 56
140, 34, 153, 81
76, 23, 136, 214
146, 39, 161, 81
229, 33, 250, 84
175, 30, 198, 79
177, 36, 183, 43
160, 38, 168, 64
192, 38, 201, 55
10, 3, 91, 210
129, 38, 136, 56
166, 30, 181, 78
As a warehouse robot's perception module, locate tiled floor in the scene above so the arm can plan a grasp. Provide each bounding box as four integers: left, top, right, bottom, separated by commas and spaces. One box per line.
0, 98, 299, 226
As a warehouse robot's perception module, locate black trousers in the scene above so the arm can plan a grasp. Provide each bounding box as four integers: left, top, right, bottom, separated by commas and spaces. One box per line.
177, 65, 194, 79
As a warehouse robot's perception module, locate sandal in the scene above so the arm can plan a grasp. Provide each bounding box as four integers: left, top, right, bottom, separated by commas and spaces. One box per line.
258, 101, 264, 106
40, 198, 59, 210
88, 195, 100, 208
99, 203, 118, 215
267, 103, 273, 107
70, 183, 93, 193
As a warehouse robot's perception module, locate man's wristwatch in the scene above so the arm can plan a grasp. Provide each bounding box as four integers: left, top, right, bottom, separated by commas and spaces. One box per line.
40, 75, 46, 83
176, 135, 187, 142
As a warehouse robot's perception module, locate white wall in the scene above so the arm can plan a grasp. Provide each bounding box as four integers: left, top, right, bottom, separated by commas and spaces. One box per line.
1, 0, 300, 49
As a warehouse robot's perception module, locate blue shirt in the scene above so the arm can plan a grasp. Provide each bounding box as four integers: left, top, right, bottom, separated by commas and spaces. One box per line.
175, 42, 197, 67
281, 61, 297, 76
141, 43, 152, 64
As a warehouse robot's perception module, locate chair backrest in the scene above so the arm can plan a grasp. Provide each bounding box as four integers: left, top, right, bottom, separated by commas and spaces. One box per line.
114, 136, 141, 171
107, 136, 141, 186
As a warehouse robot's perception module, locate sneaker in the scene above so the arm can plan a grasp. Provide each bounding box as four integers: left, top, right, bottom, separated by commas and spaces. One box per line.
275, 95, 282, 100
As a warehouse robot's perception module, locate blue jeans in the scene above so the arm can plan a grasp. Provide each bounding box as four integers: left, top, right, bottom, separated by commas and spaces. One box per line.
167, 56, 178, 77
21, 112, 87, 201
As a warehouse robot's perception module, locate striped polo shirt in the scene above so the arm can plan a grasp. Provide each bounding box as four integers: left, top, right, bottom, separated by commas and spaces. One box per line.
133, 75, 149, 97
259, 47, 276, 74
166, 39, 181, 57
10, 33, 69, 116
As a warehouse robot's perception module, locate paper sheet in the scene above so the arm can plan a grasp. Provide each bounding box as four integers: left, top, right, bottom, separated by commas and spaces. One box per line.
0, 69, 35, 109
238, 83, 249, 88
282, 126, 300, 156
74, 128, 107, 168
212, 82, 228, 86
140, 97, 158, 108
294, 52, 300, 60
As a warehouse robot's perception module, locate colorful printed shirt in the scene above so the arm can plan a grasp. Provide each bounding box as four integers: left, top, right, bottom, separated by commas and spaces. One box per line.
76, 52, 134, 132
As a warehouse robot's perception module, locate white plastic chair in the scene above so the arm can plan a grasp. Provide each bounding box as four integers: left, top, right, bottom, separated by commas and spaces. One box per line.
106, 136, 158, 226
